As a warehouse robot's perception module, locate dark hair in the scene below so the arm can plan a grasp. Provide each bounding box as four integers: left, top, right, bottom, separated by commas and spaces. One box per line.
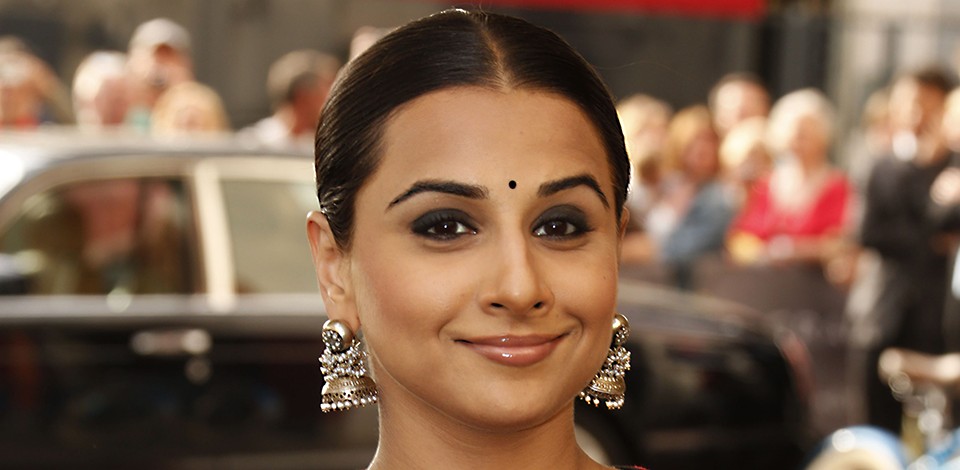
315, 9, 630, 249
267, 49, 341, 109
896, 65, 956, 96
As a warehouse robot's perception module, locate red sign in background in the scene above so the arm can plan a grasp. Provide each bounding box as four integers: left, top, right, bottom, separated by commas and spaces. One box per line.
445, 0, 765, 19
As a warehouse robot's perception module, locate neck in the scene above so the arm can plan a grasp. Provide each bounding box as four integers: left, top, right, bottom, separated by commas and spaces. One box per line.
796, 154, 826, 178
917, 139, 949, 166
368, 388, 605, 470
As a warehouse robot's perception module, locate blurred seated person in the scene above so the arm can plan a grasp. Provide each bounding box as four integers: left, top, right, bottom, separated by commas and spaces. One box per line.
708, 72, 770, 139
241, 49, 341, 151
125, 18, 194, 132
719, 116, 771, 207
728, 88, 854, 267
618, 94, 672, 264
72, 50, 130, 132
0, 36, 73, 128
643, 105, 735, 287
151, 81, 229, 137
7, 178, 189, 295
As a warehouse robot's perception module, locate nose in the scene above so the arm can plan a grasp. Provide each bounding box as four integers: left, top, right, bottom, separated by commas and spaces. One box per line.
478, 234, 554, 317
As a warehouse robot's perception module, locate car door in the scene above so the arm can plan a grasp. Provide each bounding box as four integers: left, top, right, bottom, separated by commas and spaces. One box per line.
182, 155, 378, 467
0, 151, 379, 469
0, 154, 208, 466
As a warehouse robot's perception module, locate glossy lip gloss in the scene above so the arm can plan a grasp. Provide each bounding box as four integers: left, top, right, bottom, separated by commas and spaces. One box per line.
458, 334, 565, 367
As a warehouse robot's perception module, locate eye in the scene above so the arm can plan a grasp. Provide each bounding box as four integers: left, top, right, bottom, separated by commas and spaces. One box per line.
534, 220, 578, 237
427, 220, 472, 238
411, 209, 478, 241
532, 205, 593, 240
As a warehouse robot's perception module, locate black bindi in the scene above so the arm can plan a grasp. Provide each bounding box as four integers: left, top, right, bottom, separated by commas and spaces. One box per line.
508, 180, 517, 189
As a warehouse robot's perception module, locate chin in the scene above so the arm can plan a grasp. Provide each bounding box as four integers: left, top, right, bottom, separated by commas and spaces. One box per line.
447, 382, 579, 433
459, 404, 569, 433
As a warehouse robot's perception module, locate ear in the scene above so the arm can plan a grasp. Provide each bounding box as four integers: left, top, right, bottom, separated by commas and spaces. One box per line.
306, 211, 360, 331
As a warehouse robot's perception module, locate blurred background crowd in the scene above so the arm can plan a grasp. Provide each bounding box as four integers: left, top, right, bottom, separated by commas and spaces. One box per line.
0, 13, 340, 150
5, 0, 960, 441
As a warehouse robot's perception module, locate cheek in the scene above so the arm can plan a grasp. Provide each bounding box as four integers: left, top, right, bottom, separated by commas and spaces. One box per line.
349, 239, 471, 341
545, 248, 620, 324
555, 253, 620, 379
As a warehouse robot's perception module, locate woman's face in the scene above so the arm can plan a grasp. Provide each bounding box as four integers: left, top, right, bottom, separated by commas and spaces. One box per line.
786, 114, 828, 165
682, 128, 719, 183
889, 79, 945, 136
331, 87, 623, 430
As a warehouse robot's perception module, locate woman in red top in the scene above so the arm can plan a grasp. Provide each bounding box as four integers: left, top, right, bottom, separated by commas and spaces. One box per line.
728, 88, 854, 265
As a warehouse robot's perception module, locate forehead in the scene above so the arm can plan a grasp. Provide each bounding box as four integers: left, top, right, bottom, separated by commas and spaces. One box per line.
370, 86, 610, 188
946, 91, 960, 113
891, 79, 945, 104
718, 81, 765, 101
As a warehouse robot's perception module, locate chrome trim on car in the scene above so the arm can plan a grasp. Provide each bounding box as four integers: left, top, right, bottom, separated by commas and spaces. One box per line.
193, 159, 236, 311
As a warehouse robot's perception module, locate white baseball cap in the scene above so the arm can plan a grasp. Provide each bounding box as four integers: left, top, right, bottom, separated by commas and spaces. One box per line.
129, 18, 191, 55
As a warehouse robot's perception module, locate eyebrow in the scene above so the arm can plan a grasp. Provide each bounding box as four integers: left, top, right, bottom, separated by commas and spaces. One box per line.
538, 174, 609, 208
386, 173, 609, 210
388, 180, 488, 209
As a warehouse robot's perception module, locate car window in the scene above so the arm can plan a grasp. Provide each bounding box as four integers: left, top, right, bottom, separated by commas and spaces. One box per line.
220, 179, 318, 293
0, 178, 194, 295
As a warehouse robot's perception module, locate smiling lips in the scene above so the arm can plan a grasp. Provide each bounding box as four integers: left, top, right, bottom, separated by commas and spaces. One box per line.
458, 334, 565, 367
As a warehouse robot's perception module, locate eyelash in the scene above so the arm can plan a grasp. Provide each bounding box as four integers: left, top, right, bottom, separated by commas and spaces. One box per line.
532, 208, 593, 240
411, 210, 478, 241
411, 207, 593, 242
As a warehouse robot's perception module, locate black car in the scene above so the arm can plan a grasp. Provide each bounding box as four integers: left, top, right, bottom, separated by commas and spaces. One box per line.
0, 130, 811, 469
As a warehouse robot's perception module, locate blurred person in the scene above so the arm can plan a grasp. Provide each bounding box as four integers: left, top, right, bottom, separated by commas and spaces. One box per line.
841, 87, 895, 424
617, 94, 672, 220
933, 88, 960, 354
846, 87, 893, 191
151, 81, 229, 137
941, 87, 960, 151
51, 180, 185, 294
718, 116, 772, 207
617, 94, 672, 264
727, 88, 854, 267
887, 68, 951, 163
708, 72, 770, 138
0, 49, 41, 129
349, 25, 393, 61
241, 49, 341, 151
853, 66, 956, 432
125, 18, 194, 132
0, 36, 73, 128
643, 105, 735, 287
72, 51, 130, 132
841, 88, 896, 425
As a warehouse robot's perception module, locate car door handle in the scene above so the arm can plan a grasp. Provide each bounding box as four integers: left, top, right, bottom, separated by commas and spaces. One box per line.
130, 328, 212, 356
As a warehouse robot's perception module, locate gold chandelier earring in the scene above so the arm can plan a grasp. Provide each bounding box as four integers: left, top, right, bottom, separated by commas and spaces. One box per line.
580, 313, 631, 410
319, 319, 378, 412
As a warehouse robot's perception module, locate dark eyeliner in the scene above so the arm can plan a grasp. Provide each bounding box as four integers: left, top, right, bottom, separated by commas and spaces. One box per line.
410, 209, 477, 239
532, 205, 594, 238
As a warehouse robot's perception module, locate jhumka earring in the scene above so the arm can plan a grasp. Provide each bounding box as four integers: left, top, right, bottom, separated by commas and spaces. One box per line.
580, 313, 631, 410
319, 319, 378, 412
